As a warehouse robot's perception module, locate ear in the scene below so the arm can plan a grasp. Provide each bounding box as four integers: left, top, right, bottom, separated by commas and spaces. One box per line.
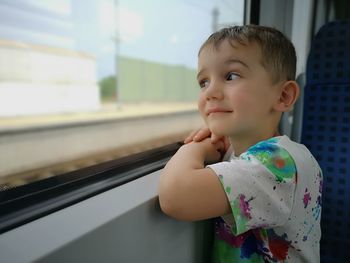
273, 81, 300, 112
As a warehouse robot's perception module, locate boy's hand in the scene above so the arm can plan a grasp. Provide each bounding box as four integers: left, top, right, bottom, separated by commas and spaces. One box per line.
186, 138, 225, 164
184, 127, 230, 154
184, 127, 220, 143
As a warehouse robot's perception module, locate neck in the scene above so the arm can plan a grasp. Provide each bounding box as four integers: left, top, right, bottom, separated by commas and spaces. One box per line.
229, 129, 280, 156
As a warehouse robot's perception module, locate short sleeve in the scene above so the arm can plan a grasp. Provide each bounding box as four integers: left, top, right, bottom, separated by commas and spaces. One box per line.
208, 138, 297, 236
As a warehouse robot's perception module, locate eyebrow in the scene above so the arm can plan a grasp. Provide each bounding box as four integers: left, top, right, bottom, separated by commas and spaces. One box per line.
197, 69, 206, 80
224, 58, 250, 69
197, 58, 250, 80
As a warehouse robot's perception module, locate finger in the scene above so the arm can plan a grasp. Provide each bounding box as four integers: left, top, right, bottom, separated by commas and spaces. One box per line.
184, 129, 200, 144
193, 128, 211, 142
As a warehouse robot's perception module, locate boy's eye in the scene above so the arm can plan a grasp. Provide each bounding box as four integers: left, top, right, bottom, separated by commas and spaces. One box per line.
199, 79, 210, 89
226, 72, 240, 81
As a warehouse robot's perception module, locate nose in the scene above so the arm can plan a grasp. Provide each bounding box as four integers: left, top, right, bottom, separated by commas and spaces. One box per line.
205, 79, 224, 100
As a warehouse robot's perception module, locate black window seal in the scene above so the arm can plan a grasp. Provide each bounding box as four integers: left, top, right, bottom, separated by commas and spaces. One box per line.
249, 0, 260, 25
0, 142, 182, 234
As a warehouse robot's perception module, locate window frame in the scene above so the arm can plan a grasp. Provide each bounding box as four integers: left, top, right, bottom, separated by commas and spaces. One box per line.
0, 142, 181, 234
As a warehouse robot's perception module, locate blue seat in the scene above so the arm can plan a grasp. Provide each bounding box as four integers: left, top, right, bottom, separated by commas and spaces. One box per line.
300, 20, 350, 262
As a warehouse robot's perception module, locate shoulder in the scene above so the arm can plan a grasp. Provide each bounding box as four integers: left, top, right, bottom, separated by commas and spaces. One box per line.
240, 136, 297, 183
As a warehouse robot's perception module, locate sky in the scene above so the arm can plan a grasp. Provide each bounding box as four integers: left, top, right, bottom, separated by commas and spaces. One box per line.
0, 0, 244, 79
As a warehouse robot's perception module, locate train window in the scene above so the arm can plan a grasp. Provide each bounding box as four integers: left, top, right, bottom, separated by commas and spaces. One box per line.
0, 0, 244, 228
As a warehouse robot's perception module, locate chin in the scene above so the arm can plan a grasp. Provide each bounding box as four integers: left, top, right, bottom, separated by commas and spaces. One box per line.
209, 123, 246, 139
208, 125, 229, 138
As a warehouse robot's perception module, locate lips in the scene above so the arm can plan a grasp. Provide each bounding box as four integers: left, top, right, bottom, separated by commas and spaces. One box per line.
206, 108, 233, 116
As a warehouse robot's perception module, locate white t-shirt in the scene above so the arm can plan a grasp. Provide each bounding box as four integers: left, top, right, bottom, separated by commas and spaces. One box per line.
208, 135, 322, 263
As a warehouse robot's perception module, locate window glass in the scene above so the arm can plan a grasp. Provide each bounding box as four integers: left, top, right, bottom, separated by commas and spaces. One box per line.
0, 0, 244, 190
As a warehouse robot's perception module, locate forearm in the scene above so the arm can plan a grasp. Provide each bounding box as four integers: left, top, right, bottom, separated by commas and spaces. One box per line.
165, 143, 206, 171
159, 144, 205, 206
159, 141, 223, 220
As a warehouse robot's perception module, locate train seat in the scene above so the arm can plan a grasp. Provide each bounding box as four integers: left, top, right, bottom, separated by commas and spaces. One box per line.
300, 20, 350, 262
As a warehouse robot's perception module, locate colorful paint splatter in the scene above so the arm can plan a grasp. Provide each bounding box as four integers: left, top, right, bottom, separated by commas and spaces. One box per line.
303, 188, 311, 208
241, 137, 296, 183
208, 135, 322, 262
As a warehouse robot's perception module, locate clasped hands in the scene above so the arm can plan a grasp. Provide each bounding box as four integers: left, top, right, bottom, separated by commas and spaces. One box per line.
183, 127, 231, 164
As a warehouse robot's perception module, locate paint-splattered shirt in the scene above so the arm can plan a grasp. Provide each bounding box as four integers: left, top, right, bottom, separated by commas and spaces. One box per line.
207, 136, 322, 262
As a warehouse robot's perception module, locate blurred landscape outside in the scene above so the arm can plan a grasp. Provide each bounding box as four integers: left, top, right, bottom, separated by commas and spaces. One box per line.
0, 0, 244, 187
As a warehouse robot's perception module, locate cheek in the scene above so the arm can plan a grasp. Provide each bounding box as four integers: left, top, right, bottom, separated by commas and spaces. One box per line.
197, 93, 206, 115
228, 90, 265, 121
228, 90, 252, 110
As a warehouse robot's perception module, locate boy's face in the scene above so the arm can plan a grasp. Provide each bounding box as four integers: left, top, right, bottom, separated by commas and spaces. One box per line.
197, 39, 281, 140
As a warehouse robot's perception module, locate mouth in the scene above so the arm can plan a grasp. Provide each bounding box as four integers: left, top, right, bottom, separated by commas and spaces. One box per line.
206, 108, 233, 116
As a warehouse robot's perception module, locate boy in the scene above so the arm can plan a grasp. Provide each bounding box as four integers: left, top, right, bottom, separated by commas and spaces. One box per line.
158, 25, 322, 262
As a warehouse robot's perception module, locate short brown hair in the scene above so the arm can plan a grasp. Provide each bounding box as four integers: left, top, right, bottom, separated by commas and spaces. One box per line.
199, 25, 296, 83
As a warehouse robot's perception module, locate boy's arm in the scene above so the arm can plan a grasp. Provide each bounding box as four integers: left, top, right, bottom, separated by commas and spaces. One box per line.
158, 138, 231, 221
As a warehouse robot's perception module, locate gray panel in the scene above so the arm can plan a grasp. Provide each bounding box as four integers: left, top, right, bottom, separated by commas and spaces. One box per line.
36, 198, 213, 263
259, 0, 294, 37
0, 171, 213, 263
